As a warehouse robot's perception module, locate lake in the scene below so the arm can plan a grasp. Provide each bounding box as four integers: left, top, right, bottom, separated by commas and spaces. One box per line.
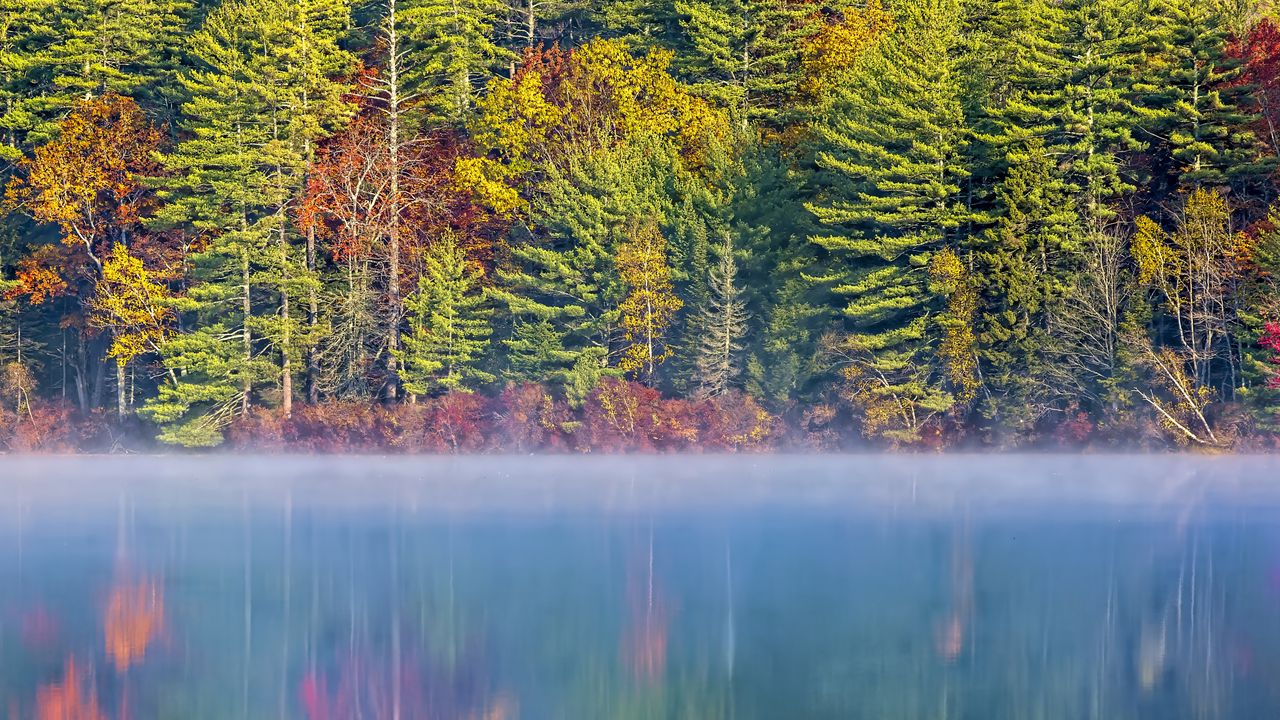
1, 455, 1279, 718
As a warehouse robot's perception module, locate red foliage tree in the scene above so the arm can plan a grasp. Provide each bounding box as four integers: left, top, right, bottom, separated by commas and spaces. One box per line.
494, 382, 572, 452
1231, 19, 1280, 153
301, 103, 505, 399
1262, 321, 1280, 389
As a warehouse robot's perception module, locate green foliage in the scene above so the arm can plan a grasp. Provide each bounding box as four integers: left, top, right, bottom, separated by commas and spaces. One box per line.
402, 0, 513, 122
144, 0, 352, 445
976, 139, 1080, 435
2, 0, 1280, 449
806, 0, 972, 442
689, 232, 747, 397
1138, 0, 1272, 189
397, 235, 495, 395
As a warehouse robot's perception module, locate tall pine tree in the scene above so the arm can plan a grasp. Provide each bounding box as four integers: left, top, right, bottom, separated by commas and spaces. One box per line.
806, 0, 972, 443
397, 234, 494, 396
144, 0, 351, 445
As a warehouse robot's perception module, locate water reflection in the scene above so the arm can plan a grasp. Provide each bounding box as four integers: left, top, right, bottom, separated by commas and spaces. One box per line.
0, 456, 1279, 718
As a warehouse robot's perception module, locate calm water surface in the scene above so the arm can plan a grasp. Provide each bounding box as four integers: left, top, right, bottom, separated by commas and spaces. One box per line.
1, 455, 1279, 719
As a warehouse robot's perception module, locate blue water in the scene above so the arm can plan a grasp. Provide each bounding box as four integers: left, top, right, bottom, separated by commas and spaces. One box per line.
1, 455, 1278, 719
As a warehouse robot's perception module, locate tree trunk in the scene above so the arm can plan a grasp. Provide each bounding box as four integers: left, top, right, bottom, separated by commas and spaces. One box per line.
242, 250, 252, 417
306, 222, 319, 404
385, 1, 404, 403
116, 361, 126, 420
281, 226, 293, 418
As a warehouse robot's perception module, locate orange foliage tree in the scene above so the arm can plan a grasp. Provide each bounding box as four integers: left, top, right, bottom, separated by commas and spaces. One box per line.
5, 94, 169, 415
6, 94, 164, 280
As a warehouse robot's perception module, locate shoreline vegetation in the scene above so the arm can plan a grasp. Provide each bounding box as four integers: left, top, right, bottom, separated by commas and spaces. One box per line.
3, 0, 1280, 453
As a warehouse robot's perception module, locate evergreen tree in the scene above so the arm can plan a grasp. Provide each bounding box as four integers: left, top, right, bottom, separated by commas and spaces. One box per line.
806, 0, 971, 443
1139, 0, 1271, 191
737, 142, 821, 407
144, 0, 351, 445
403, 0, 513, 122
504, 318, 574, 381
976, 139, 1081, 437
674, 0, 892, 130
691, 232, 747, 397
397, 235, 494, 395
595, 0, 677, 51
36, 0, 192, 134
981, 0, 1144, 233
493, 135, 684, 392
0, 0, 55, 161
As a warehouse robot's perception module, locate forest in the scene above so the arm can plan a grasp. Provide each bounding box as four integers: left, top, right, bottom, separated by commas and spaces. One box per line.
2, 0, 1280, 451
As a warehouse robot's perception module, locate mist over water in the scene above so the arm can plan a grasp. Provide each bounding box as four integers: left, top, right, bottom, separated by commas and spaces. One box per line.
1, 455, 1280, 718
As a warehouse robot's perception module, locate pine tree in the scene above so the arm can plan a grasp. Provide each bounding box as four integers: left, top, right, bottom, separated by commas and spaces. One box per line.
976, 139, 1081, 437
144, 0, 351, 445
981, 0, 1145, 234
595, 0, 677, 52
1139, 0, 1272, 191
735, 141, 820, 407
673, 0, 751, 114
805, 0, 971, 443
504, 318, 574, 381
397, 235, 494, 395
0, 0, 55, 162
492, 135, 684, 392
403, 0, 514, 123
35, 0, 192, 135
691, 232, 747, 397
673, 0, 891, 130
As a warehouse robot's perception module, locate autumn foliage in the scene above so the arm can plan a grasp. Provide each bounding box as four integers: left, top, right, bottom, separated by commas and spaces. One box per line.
1262, 322, 1280, 390
222, 381, 776, 453
1233, 18, 1280, 153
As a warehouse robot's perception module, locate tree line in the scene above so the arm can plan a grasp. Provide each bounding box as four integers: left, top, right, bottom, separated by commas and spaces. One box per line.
2, 0, 1280, 450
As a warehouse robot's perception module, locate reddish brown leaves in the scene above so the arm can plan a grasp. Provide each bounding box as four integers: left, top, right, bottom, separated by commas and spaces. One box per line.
1262, 321, 1280, 390
1231, 19, 1280, 153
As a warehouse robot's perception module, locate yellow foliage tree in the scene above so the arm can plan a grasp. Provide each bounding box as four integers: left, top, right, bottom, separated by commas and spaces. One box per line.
929, 248, 981, 404
88, 244, 179, 416
461, 40, 729, 216
801, 0, 895, 99
617, 220, 682, 381
1129, 189, 1242, 447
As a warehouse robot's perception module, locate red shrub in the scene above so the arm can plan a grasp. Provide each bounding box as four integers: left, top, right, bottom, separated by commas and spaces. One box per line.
6, 401, 82, 453
1262, 321, 1280, 390
579, 379, 664, 452
392, 391, 493, 453
494, 383, 573, 452
1052, 403, 1094, 447
699, 392, 777, 452
226, 407, 287, 451
290, 402, 394, 452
